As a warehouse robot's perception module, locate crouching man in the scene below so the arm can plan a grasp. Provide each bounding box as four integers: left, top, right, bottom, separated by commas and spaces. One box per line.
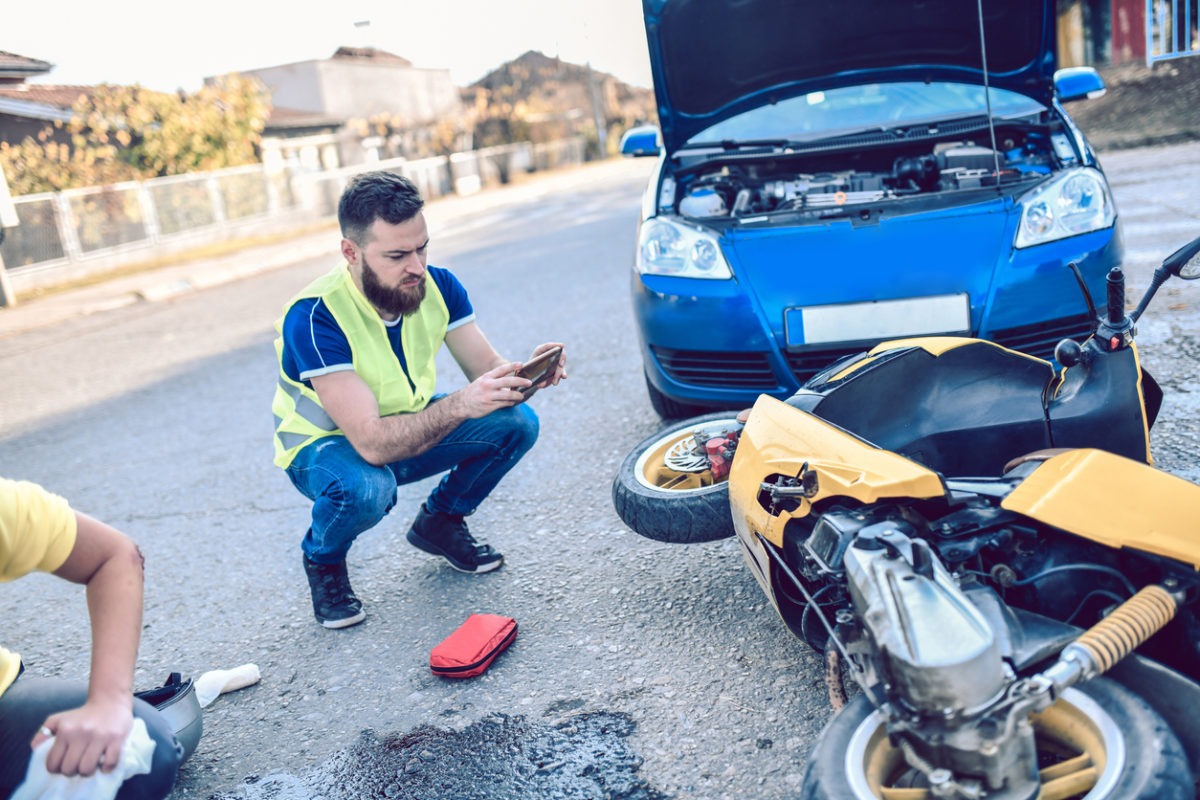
272, 171, 566, 629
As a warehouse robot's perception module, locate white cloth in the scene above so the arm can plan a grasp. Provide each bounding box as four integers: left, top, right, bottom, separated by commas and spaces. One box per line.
194, 663, 260, 708
11, 717, 155, 800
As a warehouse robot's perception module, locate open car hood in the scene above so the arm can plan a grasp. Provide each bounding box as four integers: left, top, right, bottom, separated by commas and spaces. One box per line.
643, 0, 1056, 153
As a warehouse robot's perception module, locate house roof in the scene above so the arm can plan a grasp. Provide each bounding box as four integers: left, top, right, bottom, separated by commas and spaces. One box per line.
331, 47, 413, 67
0, 51, 53, 81
0, 84, 94, 110
0, 84, 93, 123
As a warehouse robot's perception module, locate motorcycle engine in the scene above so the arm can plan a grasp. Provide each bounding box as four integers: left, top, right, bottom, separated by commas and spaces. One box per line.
842, 521, 1041, 798
844, 521, 1008, 714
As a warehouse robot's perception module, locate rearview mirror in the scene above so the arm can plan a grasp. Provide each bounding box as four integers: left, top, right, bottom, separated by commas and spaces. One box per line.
1163, 236, 1200, 279
620, 125, 661, 158
1053, 67, 1106, 103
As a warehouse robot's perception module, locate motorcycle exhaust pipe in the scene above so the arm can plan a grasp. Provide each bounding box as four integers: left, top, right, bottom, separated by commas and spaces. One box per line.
1039, 584, 1177, 692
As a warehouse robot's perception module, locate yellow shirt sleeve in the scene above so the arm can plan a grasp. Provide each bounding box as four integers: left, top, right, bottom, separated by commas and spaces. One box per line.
0, 477, 79, 581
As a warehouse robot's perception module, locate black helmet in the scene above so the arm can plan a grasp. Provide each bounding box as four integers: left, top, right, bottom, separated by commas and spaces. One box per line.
135, 672, 203, 762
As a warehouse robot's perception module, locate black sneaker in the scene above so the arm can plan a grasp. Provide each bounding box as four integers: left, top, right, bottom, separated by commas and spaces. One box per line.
302, 555, 366, 629
406, 505, 503, 573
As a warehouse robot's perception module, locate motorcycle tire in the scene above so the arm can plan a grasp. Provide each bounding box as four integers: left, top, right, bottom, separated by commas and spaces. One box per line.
612, 412, 742, 544
800, 676, 1192, 799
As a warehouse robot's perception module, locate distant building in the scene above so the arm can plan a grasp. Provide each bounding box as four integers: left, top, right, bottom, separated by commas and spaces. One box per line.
230, 47, 463, 169
1059, 0, 1197, 66
0, 50, 52, 84
0, 52, 77, 150
240, 47, 459, 123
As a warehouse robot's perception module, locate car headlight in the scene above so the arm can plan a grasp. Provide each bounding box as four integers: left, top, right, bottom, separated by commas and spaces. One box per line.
636, 218, 733, 279
1015, 167, 1116, 248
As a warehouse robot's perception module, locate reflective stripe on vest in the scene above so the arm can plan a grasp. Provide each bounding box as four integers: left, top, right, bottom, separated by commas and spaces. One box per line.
274, 415, 312, 453
271, 263, 449, 468
277, 378, 337, 432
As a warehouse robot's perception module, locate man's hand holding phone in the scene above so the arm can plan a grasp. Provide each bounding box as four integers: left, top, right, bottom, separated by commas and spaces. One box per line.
516, 343, 566, 400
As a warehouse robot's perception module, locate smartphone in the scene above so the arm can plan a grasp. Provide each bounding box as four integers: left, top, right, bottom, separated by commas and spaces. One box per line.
517, 346, 562, 398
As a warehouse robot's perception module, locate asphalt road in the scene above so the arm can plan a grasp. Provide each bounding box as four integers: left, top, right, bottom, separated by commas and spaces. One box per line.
1, 144, 1199, 800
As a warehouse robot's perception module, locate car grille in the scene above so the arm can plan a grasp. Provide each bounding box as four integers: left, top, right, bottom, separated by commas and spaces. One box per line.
654, 315, 1094, 391
650, 347, 777, 388
786, 347, 864, 386
990, 314, 1094, 361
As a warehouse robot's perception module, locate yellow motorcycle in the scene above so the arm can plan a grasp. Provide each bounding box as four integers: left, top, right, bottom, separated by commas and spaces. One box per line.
614, 236, 1200, 798
613, 236, 1180, 546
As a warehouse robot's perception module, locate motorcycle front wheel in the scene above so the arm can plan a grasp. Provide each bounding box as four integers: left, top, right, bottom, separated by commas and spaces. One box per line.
801, 677, 1191, 799
611, 412, 742, 544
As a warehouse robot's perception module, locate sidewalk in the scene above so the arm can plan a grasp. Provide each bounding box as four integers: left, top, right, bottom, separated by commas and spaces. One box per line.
0, 158, 653, 340
0, 227, 335, 338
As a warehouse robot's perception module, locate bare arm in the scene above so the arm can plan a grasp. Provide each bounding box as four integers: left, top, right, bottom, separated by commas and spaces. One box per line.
311, 357, 528, 466
31, 512, 144, 776
444, 321, 508, 381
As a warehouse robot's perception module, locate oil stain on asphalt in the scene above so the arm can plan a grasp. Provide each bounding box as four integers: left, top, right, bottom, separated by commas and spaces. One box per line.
208, 711, 667, 800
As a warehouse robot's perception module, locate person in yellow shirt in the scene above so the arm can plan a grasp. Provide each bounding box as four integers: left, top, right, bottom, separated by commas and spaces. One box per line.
0, 478, 182, 799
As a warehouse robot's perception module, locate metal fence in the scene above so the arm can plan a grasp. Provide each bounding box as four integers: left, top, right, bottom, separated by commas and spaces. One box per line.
0, 138, 586, 279
1147, 0, 1200, 63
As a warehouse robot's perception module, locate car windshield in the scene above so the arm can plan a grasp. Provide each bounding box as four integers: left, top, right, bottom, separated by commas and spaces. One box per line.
687, 82, 1045, 145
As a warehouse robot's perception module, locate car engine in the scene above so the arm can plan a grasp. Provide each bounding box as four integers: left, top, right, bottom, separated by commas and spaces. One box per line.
674, 131, 1062, 220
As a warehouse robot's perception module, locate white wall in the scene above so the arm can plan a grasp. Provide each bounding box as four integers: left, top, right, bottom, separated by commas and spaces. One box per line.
243, 61, 325, 114
315, 61, 459, 123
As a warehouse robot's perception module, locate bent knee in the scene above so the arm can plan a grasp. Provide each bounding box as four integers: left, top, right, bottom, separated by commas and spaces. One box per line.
123, 705, 184, 800
327, 466, 397, 518
507, 404, 540, 451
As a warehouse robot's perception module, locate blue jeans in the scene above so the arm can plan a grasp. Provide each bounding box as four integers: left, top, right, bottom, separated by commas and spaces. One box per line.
285, 400, 539, 564
0, 674, 183, 800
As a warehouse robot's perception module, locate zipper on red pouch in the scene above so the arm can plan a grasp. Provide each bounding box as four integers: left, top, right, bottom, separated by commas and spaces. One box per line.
432, 625, 518, 674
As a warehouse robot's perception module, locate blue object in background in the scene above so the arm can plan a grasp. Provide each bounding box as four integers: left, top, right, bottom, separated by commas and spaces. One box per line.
622, 0, 1123, 419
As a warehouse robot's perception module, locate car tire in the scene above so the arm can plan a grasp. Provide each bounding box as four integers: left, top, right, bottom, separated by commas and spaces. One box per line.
800, 677, 1193, 799
612, 412, 740, 544
644, 371, 710, 419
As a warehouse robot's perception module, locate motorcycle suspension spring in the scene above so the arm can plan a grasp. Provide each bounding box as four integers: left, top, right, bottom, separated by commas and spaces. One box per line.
1072, 584, 1176, 674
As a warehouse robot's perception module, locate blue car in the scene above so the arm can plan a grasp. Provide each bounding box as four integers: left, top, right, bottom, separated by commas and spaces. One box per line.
625, 0, 1121, 418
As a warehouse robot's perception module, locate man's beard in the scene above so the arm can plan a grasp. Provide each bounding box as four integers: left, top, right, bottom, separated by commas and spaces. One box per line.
361, 254, 426, 317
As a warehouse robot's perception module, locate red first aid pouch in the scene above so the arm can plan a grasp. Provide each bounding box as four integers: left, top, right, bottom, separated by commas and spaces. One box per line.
430, 614, 517, 678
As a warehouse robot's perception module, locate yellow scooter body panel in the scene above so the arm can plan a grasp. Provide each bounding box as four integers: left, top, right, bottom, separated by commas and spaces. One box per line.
869, 336, 1049, 361
729, 396, 945, 600
1002, 448, 1200, 569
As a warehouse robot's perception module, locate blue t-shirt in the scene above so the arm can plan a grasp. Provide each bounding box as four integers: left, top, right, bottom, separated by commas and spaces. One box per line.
281, 265, 474, 389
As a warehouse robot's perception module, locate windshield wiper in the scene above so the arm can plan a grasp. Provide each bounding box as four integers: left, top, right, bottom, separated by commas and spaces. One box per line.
790, 116, 995, 148
675, 138, 792, 152
678, 111, 1035, 159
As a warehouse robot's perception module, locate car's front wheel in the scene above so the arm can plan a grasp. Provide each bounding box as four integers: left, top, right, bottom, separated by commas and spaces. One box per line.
643, 371, 711, 420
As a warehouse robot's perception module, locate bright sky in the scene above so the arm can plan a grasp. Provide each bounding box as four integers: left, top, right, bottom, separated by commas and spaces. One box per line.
4, 0, 654, 92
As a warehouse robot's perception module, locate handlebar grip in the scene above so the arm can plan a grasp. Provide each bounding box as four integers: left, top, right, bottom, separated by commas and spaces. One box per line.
1106, 267, 1125, 325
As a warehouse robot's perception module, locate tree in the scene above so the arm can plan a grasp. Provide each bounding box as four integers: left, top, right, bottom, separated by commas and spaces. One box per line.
467, 85, 533, 149
0, 75, 271, 196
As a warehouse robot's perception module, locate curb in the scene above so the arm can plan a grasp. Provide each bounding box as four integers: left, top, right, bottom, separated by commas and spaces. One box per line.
134, 241, 332, 302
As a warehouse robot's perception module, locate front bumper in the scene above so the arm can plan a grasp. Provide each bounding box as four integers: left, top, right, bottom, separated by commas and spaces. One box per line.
635, 224, 1123, 408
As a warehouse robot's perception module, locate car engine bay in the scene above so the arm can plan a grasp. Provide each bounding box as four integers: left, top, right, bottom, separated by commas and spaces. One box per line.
670, 125, 1074, 221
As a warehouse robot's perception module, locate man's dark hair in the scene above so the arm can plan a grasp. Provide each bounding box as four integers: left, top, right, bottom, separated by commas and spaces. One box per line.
338, 171, 425, 244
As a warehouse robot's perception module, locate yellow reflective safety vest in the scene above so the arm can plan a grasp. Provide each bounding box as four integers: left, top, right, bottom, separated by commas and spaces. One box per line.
272, 263, 449, 468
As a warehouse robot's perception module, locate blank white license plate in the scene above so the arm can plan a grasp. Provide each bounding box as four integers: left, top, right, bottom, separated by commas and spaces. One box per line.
784, 294, 970, 346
